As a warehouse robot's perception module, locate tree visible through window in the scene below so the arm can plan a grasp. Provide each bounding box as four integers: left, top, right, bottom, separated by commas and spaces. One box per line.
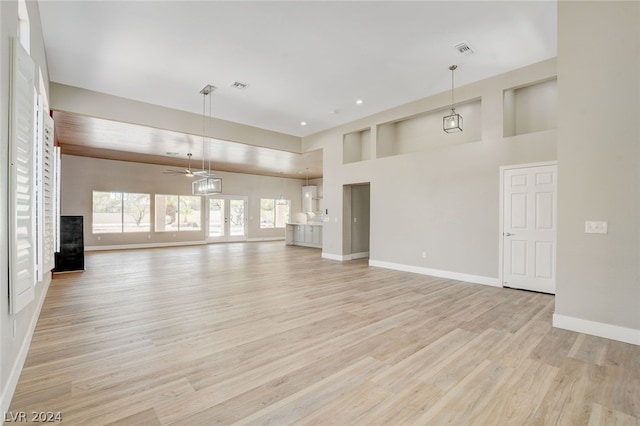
155, 194, 201, 231
92, 191, 150, 233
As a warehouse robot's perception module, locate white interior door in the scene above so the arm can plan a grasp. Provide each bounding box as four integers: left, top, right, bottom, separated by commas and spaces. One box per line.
207, 196, 247, 243
502, 164, 557, 294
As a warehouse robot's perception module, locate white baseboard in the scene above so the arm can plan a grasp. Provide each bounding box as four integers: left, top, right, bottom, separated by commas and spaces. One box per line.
553, 313, 640, 346
1, 274, 52, 415
321, 252, 369, 261
86, 241, 206, 251
348, 252, 369, 260
321, 252, 346, 261
86, 239, 287, 252
368, 259, 501, 287
247, 237, 285, 242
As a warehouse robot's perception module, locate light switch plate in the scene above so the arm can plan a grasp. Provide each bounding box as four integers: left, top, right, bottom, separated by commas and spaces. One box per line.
585, 220, 608, 234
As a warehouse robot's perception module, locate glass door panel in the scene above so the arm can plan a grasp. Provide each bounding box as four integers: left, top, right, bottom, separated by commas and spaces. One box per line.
208, 198, 225, 239
207, 196, 247, 243
229, 199, 246, 237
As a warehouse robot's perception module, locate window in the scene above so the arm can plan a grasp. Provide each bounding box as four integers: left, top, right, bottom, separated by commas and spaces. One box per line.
18, 0, 30, 54
92, 191, 151, 233
123, 193, 152, 232
260, 198, 290, 228
155, 194, 201, 232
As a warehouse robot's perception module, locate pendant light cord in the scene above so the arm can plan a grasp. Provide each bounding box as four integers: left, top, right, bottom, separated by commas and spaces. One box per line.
208, 91, 212, 174
201, 93, 206, 172
449, 64, 457, 111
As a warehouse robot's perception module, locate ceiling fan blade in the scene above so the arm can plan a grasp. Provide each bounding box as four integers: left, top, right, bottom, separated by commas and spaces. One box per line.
193, 170, 213, 177
164, 169, 186, 175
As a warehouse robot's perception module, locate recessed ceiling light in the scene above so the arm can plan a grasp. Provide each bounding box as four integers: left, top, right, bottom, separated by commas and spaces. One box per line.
300, 121, 307, 126
356, 99, 364, 105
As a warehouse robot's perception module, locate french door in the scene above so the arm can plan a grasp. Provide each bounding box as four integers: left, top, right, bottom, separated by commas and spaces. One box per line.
207, 196, 247, 243
501, 163, 557, 294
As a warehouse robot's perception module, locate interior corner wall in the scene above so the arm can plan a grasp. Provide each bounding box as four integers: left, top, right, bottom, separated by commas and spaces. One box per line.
1, 0, 52, 413
555, 1, 640, 343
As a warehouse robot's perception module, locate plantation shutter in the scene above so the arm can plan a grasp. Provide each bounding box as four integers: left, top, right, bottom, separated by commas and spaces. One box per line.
9, 38, 36, 314
41, 114, 56, 274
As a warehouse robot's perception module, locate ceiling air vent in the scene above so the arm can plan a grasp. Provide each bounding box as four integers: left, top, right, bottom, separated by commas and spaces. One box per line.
453, 41, 474, 56
230, 81, 249, 90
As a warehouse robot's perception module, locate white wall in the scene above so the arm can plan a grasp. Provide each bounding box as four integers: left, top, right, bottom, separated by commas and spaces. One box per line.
1, 0, 52, 413
61, 155, 307, 248
554, 1, 640, 344
304, 59, 557, 284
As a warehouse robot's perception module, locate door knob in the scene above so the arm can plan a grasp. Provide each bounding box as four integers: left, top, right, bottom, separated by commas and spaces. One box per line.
504, 232, 515, 236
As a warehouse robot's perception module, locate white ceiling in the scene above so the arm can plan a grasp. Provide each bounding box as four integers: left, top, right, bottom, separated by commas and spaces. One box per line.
38, 1, 557, 138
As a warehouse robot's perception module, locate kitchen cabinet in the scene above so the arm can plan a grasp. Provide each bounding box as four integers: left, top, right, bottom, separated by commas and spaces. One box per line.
285, 223, 322, 249
294, 225, 305, 243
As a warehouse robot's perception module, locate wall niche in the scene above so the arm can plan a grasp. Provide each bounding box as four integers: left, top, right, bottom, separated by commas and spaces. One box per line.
376, 99, 482, 159
343, 127, 371, 164
503, 78, 557, 137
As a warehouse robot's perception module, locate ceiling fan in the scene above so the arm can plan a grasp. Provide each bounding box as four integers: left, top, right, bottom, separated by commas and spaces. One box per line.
163, 153, 210, 178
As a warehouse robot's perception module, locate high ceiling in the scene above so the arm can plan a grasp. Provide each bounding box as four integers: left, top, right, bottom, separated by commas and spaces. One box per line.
38, 1, 557, 177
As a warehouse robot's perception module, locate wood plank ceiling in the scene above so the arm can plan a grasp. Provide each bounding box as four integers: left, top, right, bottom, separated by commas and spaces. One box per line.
53, 111, 323, 179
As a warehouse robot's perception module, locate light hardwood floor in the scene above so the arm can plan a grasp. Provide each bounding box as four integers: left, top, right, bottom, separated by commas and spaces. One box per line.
9, 242, 640, 425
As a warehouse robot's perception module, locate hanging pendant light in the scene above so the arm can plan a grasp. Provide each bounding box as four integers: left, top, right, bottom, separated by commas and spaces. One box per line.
443, 65, 463, 133
192, 84, 222, 195
275, 172, 288, 205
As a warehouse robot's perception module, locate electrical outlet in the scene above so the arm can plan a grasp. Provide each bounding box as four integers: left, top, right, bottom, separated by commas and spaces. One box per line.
422, 251, 427, 259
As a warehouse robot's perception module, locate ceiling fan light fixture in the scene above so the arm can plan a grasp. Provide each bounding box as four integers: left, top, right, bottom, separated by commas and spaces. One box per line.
185, 152, 194, 177
163, 152, 199, 177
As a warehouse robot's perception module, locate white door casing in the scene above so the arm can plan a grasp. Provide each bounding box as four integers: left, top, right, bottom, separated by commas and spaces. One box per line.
501, 163, 557, 294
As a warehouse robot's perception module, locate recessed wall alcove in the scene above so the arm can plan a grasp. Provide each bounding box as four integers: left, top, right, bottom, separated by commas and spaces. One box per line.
343, 127, 371, 164
376, 99, 482, 159
503, 78, 557, 137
